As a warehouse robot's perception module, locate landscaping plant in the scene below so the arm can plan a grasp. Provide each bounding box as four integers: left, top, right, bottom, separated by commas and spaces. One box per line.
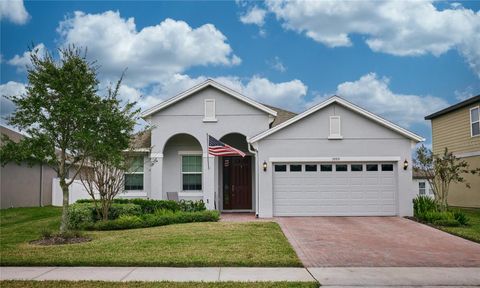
0, 45, 138, 233
414, 145, 480, 211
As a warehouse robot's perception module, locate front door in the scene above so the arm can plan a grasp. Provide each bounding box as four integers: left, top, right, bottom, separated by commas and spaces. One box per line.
223, 156, 252, 210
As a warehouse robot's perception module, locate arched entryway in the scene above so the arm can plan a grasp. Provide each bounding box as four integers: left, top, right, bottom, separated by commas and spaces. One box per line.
162, 133, 203, 201
219, 133, 254, 211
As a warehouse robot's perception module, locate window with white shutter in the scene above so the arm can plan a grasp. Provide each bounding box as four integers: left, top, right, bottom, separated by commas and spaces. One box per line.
328, 116, 342, 139
203, 99, 217, 122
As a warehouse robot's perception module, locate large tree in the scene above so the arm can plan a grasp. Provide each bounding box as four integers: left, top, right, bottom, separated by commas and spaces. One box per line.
0, 46, 139, 232
414, 145, 479, 211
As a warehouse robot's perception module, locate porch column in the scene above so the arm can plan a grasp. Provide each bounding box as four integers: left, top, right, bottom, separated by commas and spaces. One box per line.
150, 153, 163, 200
203, 153, 216, 210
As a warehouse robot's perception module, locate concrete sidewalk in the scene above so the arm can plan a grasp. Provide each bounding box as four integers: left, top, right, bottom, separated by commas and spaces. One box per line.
1, 267, 480, 286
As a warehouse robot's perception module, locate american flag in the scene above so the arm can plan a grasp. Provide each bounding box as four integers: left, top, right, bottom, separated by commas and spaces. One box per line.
208, 135, 246, 157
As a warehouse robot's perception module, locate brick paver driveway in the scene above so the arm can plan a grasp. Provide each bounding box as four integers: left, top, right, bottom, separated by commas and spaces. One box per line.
277, 217, 480, 267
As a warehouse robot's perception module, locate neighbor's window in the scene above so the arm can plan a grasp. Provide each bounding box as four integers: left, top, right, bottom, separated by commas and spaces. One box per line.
305, 164, 317, 172
419, 182, 426, 195
471, 107, 479, 137
182, 155, 202, 190
366, 164, 379, 171
320, 164, 333, 172
351, 164, 363, 172
125, 156, 144, 190
290, 164, 302, 172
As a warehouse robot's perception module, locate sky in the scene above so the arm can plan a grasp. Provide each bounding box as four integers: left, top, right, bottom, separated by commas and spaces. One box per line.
1, 0, 480, 146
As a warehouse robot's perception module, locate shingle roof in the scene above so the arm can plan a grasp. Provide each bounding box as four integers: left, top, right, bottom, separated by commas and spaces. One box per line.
130, 130, 151, 150
263, 105, 297, 127
425, 94, 480, 120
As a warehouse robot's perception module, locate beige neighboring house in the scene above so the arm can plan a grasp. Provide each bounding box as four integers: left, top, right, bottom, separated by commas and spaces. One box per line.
425, 95, 480, 208
0, 125, 57, 208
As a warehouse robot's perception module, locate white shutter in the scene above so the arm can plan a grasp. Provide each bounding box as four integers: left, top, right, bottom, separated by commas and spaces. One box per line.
329, 116, 342, 139
203, 99, 217, 122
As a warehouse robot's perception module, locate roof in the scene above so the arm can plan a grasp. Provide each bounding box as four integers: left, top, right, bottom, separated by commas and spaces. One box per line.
413, 168, 433, 179
130, 130, 151, 150
425, 95, 480, 120
263, 104, 297, 127
0, 125, 25, 143
141, 79, 278, 118
249, 96, 425, 143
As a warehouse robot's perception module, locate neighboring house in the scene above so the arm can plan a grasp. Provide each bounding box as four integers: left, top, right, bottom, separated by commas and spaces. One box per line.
425, 95, 480, 208
412, 169, 434, 198
0, 125, 57, 208
134, 79, 423, 217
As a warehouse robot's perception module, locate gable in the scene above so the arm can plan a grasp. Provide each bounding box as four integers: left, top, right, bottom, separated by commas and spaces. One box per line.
141, 79, 277, 118
249, 96, 424, 143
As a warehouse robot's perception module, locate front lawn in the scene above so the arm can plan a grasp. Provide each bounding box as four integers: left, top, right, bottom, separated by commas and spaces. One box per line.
438, 207, 480, 243
1, 281, 319, 288
0, 207, 301, 267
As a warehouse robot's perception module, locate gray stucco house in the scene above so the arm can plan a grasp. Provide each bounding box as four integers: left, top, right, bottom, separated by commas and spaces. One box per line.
130, 79, 424, 217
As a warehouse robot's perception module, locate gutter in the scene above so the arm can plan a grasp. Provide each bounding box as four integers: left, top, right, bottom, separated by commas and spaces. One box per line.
247, 143, 259, 218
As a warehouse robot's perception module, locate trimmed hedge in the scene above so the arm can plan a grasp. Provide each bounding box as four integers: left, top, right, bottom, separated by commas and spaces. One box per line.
92, 210, 220, 230
75, 199, 206, 214
67, 203, 142, 229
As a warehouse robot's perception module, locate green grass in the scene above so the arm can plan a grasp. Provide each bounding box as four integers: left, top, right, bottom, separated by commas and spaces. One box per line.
0, 207, 301, 267
438, 207, 480, 243
0, 281, 319, 288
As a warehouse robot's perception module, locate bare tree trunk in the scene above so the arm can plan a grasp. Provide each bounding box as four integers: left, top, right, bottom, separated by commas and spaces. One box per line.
59, 178, 69, 233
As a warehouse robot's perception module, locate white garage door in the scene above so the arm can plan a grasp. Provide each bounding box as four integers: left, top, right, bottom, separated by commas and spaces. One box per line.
273, 163, 397, 216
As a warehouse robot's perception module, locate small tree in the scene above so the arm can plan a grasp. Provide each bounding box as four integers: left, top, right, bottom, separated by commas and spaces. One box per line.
414, 145, 480, 211
0, 46, 138, 233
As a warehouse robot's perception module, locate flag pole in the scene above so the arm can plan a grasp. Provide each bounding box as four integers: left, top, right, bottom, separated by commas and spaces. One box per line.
206, 133, 210, 169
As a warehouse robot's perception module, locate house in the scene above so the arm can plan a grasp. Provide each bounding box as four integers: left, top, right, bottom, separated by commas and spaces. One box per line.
425, 95, 480, 208
132, 79, 423, 217
412, 169, 434, 198
0, 125, 57, 208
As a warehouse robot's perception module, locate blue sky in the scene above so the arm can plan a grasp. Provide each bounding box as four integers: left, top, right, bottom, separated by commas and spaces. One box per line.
1, 0, 480, 145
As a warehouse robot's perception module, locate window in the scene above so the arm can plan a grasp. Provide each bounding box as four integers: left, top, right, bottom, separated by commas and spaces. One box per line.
419, 182, 426, 195
381, 164, 394, 171
471, 106, 479, 137
124, 156, 144, 190
203, 99, 216, 122
182, 155, 202, 190
305, 164, 317, 172
336, 164, 348, 172
274, 164, 287, 172
290, 164, 302, 172
351, 164, 363, 171
366, 164, 378, 171
328, 116, 342, 139
320, 164, 332, 172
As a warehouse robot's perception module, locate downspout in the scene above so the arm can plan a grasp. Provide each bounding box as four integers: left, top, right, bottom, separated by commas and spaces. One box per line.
247, 142, 259, 218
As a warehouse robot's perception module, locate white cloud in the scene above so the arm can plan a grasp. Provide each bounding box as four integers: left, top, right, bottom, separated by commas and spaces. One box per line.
0, 0, 29, 25
57, 11, 241, 87
454, 86, 476, 101
267, 56, 286, 72
7, 43, 46, 72
311, 73, 449, 127
0, 81, 26, 122
265, 0, 480, 77
240, 6, 267, 26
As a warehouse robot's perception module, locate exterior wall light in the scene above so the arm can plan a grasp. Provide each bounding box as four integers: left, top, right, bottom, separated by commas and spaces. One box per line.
403, 159, 409, 170
263, 161, 267, 172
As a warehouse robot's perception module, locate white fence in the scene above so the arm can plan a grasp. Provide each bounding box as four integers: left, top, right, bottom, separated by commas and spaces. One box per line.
52, 178, 94, 206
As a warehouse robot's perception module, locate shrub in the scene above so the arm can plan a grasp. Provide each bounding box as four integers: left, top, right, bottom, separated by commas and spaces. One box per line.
107, 203, 142, 220
452, 209, 470, 226
94, 215, 144, 230
129, 199, 180, 214
68, 203, 95, 229
179, 199, 206, 212
413, 196, 437, 218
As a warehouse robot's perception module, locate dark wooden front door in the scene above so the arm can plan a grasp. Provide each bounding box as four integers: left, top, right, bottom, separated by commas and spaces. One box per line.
223, 156, 252, 210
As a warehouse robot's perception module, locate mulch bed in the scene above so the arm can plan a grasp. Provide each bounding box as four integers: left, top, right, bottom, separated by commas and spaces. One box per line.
30, 236, 92, 246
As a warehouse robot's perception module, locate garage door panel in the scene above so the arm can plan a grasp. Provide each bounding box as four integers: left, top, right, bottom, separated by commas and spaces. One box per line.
273, 162, 397, 216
